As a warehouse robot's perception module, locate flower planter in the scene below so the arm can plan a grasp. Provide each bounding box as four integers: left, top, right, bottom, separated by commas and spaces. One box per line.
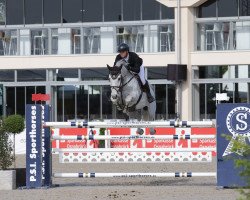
0, 170, 16, 190
9, 168, 26, 188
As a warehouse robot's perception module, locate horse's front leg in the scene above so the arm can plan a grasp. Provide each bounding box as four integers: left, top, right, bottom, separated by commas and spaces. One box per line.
123, 95, 133, 113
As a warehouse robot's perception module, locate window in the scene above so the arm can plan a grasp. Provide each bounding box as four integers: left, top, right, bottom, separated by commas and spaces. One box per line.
147, 67, 167, 79
25, 0, 42, 24
142, 0, 160, 20
6, 87, 15, 115
51, 29, 58, 54
102, 85, 112, 119
0, 70, 14, 82
83, 0, 103, 22
31, 30, 49, 55
44, 0, 61, 24
83, 28, 100, 54
230, 65, 250, 78
197, 22, 234, 51
17, 70, 46, 82
77, 85, 88, 120
64, 85, 76, 121
123, 0, 141, 21
6, 0, 24, 25
161, 5, 174, 19
26, 86, 35, 104
155, 84, 166, 119
217, 0, 238, 17
63, 0, 82, 23
0, 0, 5, 25
56, 69, 79, 81
89, 85, 101, 120
16, 87, 25, 116
192, 65, 250, 120
116, 26, 144, 52
198, 0, 217, 18
198, 66, 229, 79
81, 68, 108, 80
71, 28, 81, 54
104, 0, 122, 21
0, 30, 18, 56
239, 0, 250, 16
57, 86, 63, 121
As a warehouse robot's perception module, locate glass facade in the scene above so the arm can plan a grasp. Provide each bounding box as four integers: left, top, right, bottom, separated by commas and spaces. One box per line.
142, 0, 160, 20
63, 0, 83, 23
198, 0, 250, 18
0, 23, 174, 56
123, 0, 141, 21
31, 30, 49, 55
83, 0, 103, 22
104, 0, 122, 22
0, 30, 17, 55
6, 0, 23, 25
197, 0, 250, 52
1, 0, 173, 26
25, 0, 42, 24
44, 0, 61, 24
116, 26, 145, 52
196, 20, 250, 51
192, 65, 250, 120
0, 67, 174, 121
0, 0, 5, 25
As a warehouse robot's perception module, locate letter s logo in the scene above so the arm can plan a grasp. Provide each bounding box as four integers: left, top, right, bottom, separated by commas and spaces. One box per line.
236, 113, 247, 131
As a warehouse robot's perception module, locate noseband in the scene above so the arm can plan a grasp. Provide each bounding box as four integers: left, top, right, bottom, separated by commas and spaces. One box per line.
109, 69, 135, 93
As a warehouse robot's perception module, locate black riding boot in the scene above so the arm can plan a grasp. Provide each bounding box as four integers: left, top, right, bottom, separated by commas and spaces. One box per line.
143, 81, 155, 103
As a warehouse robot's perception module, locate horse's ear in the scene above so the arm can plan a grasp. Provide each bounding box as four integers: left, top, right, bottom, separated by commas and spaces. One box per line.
106, 64, 112, 71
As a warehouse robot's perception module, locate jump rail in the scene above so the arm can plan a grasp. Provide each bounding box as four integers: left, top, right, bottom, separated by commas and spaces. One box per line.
53, 172, 217, 178
51, 134, 216, 141
53, 147, 216, 153
44, 120, 214, 128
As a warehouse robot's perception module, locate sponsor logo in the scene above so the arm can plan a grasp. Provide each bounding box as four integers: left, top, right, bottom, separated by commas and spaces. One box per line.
223, 106, 250, 157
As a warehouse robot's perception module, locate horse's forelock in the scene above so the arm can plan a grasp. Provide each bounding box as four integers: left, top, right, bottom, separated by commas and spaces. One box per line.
109, 66, 121, 76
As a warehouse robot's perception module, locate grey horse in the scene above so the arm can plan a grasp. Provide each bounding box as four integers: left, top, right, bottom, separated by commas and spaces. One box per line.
107, 59, 156, 135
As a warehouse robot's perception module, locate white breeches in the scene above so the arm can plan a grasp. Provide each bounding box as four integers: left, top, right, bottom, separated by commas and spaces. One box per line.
138, 64, 146, 85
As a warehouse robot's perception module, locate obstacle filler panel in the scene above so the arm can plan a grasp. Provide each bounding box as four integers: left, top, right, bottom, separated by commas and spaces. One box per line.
217, 103, 250, 188
52, 127, 216, 163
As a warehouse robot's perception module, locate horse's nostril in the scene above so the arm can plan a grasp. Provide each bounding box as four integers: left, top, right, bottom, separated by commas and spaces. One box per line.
111, 94, 117, 99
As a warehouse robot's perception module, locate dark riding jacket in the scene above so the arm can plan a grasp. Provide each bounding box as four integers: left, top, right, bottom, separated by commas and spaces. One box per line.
114, 52, 143, 74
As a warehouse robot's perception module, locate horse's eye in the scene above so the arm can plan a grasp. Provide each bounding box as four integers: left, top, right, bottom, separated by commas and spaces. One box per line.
118, 77, 121, 81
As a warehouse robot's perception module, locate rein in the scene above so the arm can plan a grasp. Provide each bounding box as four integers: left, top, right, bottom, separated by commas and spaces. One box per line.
109, 66, 143, 111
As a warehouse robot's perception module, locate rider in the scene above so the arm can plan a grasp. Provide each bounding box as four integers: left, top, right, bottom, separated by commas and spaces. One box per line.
114, 43, 155, 103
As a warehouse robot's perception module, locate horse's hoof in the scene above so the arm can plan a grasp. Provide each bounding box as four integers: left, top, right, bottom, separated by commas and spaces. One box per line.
150, 129, 156, 135
136, 128, 144, 135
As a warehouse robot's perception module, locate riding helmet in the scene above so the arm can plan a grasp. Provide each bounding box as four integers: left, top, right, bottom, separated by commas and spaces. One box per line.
118, 43, 129, 52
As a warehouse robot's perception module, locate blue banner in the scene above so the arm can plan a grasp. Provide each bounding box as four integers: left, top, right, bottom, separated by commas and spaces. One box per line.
26, 105, 42, 189
217, 103, 250, 187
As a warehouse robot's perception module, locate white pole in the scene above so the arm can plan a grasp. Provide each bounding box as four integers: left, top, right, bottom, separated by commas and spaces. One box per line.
52, 147, 216, 153
44, 120, 214, 128
53, 172, 216, 178
52, 134, 216, 141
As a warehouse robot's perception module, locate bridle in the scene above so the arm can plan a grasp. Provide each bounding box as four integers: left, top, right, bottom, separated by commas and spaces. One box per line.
110, 72, 135, 93
109, 65, 142, 112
